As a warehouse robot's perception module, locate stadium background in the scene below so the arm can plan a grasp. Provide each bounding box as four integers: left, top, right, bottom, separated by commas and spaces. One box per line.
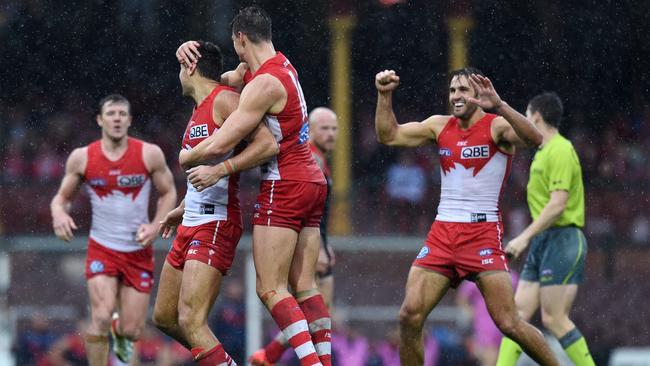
1, 0, 649, 365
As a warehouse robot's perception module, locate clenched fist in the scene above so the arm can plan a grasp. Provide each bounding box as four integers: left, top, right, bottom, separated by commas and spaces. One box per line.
375, 69, 400, 93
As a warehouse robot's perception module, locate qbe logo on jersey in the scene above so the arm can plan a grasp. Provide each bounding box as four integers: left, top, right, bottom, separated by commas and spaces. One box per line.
189, 124, 210, 139
461, 145, 490, 159
118, 174, 146, 187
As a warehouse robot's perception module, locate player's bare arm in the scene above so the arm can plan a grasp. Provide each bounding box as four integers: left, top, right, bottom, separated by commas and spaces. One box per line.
375, 70, 445, 147
138, 143, 177, 247
50, 147, 87, 242
179, 74, 286, 167
221, 62, 249, 91
465, 74, 542, 149
187, 123, 280, 192
160, 199, 184, 239
506, 189, 569, 259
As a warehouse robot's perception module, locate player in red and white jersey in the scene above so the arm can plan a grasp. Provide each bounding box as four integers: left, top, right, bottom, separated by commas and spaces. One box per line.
250, 107, 339, 364
50, 94, 177, 366
375, 68, 559, 366
151, 41, 279, 366
177, 7, 330, 366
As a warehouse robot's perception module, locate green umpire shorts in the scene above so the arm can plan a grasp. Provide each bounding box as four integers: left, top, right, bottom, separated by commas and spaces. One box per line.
520, 226, 587, 286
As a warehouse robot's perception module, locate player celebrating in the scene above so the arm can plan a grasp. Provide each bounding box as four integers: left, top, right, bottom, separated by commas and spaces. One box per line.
177, 6, 330, 366
374, 68, 560, 366
50, 94, 177, 365
150, 41, 279, 366
248, 107, 339, 365
497, 93, 595, 366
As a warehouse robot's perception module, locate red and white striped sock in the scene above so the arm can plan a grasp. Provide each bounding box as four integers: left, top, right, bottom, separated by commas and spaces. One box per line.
270, 297, 322, 366
299, 294, 332, 366
264, 332, 289, 362
191, 344, 237, 366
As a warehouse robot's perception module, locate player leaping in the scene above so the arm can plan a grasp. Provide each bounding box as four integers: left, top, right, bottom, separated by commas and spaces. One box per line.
374, 68, 560, 366
178, 6, 330, 366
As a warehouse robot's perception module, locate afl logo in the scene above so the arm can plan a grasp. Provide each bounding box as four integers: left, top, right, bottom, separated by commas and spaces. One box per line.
90, 260, 104, 273
461, 145, 489, 159
88, 178, 107, 187
416, 246, 429, 259
118, 174, 145, 187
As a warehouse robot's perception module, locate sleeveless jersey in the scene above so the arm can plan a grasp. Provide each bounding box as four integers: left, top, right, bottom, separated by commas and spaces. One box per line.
181, 85, 241, 227
244, 53, 325, 184
436, 114, 512, 223
84, 138, 151, 252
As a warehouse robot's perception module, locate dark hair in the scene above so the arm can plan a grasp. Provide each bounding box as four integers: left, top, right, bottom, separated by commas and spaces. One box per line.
98, 94, 130, 115
195, 40, 223, 80
528, 92, 563, 128
448, 67, 484, 84
230, 6, 272, 43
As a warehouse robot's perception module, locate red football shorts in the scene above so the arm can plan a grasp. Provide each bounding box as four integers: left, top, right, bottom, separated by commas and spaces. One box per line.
85, 238, 154, 293
166, 220, 243, 275
412, 221, 509, 287
253, 180, 327, 232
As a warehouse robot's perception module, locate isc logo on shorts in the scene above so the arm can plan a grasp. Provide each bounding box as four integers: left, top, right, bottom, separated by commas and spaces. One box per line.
189, 124, 210, 139
118, 174, 145, 187
461, 145, 489, 159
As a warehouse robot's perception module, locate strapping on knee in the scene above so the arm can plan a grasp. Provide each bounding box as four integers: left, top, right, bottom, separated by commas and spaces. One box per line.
260, 290, 278, 305
85, 333, 109, 343
295, 288, 319, 300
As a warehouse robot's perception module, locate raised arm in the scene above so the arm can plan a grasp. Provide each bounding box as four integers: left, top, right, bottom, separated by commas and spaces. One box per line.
466, 74, 542, 148
221, 62, 249, 91
374, 70, 439, 147
50, 148, 86, 242
179, 74, 285, 167
137, 143, 177, 247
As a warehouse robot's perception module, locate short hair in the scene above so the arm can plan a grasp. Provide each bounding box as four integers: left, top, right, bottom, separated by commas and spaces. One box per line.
98, 94, 130, 115
231, 6, 272, 43
448, 67, 484, 84
195, 40, 223, 80
528, 92, 563, 128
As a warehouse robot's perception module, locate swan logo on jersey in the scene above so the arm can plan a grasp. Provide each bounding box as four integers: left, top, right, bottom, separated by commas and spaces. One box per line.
189, 124, 210, 139
461, 145, 489, 159
118, 174, 146, 187
298, 121, 310, 144
90, 260, 104, 274
416, 246, 429, 259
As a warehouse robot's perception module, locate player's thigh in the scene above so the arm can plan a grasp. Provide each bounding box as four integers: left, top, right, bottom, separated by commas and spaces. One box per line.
252, 225, 298, 290
153, 261, 184, 323
540, 284, 578, 319
475, 271, 518, 325
400, 266, 450, 322
87, 275, 119, 315
289, 227, 321, 292
317, 275, 334, 306
513, 280, 541, 321
118, 285, 151, 332
178, 260, 224, 321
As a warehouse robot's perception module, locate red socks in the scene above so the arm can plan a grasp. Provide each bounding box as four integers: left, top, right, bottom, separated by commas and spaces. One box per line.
270, 297, 322, 366
191, 344, 236, 366
299, 295, 332, 366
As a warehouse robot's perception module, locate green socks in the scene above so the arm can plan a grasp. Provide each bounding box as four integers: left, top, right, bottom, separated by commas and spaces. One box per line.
496, 337, 523, 366
560, 328, 595, 366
